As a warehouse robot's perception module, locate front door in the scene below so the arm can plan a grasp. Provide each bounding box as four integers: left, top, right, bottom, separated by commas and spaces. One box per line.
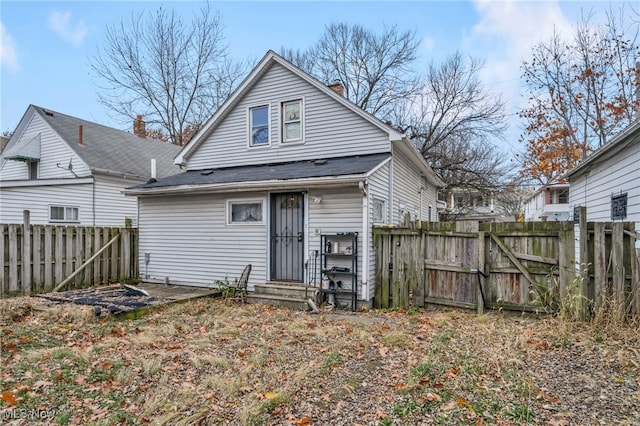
270, 192, 304, 282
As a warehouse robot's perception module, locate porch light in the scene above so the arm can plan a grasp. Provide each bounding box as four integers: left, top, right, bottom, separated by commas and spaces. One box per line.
312, 195, 323, 204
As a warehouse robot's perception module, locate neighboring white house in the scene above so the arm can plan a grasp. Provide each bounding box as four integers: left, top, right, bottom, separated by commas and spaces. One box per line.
524, 181, 571, 222
0, 105, 181, 226
124, 50, 444, 306
566, 118, 640, 248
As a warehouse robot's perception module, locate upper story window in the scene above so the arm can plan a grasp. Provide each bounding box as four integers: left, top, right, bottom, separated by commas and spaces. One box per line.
249, 105, 269, 147
50, 205, 79, 223
28, 160, 38, 180
557, 189, 569, 204
282, 100, 303, 142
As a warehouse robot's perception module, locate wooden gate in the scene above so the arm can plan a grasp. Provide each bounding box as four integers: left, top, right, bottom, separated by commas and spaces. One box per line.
375, 221, 577, 313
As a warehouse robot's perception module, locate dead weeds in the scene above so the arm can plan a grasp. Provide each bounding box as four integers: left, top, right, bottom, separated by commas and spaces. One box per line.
1, 296, 639, 425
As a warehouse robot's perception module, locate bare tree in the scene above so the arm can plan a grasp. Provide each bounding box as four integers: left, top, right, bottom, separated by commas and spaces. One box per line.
519, 5, 640, 183
91, 5, 247, 146
393, 52, 509, 196
282, 23, 421, 120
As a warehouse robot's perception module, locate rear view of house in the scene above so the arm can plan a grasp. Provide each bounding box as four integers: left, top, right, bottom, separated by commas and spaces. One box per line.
0, 105, 181, 226
125, 50, 443, 308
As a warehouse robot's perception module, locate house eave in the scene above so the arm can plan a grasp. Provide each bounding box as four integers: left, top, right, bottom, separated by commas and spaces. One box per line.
124, 175, 366, 197
566, 118, 640, 180
0, 177, 94, 188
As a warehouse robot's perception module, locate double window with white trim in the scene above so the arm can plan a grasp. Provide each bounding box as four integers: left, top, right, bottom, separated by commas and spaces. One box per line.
50, 205, 79, 223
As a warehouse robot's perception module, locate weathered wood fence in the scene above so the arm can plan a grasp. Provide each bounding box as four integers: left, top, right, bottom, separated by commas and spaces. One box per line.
374, 217, 640, 318
1, 212, 138, 297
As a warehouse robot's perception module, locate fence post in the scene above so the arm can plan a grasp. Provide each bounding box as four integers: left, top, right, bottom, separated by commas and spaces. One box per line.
22, 210, 32, 294
0, 224, 5, 297
593, 223, 606, 310
578, 206, 589, 320
611, 223, 625, 310
477, 231, 486, 314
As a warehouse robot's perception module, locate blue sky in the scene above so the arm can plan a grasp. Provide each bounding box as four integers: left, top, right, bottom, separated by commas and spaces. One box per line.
0, 1, 612, 155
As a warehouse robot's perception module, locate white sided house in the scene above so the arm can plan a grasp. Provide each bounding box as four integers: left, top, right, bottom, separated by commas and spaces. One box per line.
567, 118, 640, 249
0, 105, 181, 226
125, 50, 444, 308
523, 181, 570, 222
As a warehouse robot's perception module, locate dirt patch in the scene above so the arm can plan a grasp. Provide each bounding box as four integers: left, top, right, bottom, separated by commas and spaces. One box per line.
1, 297, 639, 425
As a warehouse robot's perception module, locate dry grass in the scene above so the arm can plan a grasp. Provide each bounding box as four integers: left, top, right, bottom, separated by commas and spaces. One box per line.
1, 296, 639, 425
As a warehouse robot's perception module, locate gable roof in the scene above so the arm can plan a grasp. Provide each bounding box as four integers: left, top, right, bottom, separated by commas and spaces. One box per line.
174, 50, 405, 166
6, 105, 182, 179
124, 153, 391, 195
566, 118, 640, 180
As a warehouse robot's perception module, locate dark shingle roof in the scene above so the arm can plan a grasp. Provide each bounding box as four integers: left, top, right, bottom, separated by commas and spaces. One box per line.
132, 153, 391, 189
33, 105, 182, 179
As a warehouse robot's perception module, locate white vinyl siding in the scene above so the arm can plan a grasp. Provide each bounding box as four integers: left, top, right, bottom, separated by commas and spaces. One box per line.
367, 162, 391, 300
307, 187, 365, 298
0, 176, 141, 226
570, 138, 640, 253
93, 175, 143, 226
137, 192, 269, 289
0, 113, 90, 180
0, 183, 93, 224
186, 63, 391, 170
391, 147, 438, 224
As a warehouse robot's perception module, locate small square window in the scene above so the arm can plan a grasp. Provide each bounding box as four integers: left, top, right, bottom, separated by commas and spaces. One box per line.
282, 100, 302, 142
228, 200, 264, 225
250, 105, 269, 146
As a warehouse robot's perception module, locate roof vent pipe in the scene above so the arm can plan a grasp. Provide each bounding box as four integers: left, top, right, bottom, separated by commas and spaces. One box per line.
150, 159, 156, 179
78, 125, 84, 146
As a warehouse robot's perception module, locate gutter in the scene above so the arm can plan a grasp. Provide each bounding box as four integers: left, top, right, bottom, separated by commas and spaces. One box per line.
123, 175, 367, 197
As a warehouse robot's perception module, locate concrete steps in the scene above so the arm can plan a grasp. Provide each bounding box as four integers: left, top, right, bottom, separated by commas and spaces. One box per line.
247, 282, 320, 311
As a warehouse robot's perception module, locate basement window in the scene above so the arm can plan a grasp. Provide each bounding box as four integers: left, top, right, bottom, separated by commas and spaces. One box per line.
50, 205, 79, 223
611, 193, 627, 220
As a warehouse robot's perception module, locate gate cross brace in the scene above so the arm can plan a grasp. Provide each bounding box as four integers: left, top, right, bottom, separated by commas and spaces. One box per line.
489, 233, 548, 296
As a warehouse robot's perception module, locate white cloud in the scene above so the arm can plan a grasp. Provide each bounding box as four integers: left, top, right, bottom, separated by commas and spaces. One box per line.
48, 11, 88, 47
0, 22, 19, 73
464, 0, 575, 147
421, 36, 435, 53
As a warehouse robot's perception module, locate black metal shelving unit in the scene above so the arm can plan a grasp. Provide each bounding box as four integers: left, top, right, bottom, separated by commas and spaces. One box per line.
320, 232, 358, 311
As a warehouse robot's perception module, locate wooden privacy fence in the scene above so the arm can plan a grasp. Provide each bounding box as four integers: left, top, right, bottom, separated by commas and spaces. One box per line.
1, 212, 138, 297
374, 218, 640, 318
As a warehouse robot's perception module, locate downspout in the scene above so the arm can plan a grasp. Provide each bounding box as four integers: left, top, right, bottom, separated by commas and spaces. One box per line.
92, 175, 96, 226
359, 180, 369, 302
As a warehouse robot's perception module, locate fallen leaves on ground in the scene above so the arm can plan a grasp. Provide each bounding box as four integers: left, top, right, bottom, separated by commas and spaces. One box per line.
0, 296, 639, 425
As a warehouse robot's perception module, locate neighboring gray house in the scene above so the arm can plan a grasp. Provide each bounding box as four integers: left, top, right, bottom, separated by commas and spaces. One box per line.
124, 50, 444, 306
524, 180, 570, 222
567, 118, 640, 248
0, 105, 181, 226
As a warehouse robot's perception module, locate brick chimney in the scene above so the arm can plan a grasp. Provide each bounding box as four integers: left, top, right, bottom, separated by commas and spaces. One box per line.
328, 79, 344, 96
133, 115, 146, 138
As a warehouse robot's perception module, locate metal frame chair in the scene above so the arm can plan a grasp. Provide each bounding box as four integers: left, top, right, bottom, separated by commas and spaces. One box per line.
226, 264, 251, 303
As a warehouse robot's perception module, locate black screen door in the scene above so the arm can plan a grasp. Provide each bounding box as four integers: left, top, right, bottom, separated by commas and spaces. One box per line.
270, 192, 304, 281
